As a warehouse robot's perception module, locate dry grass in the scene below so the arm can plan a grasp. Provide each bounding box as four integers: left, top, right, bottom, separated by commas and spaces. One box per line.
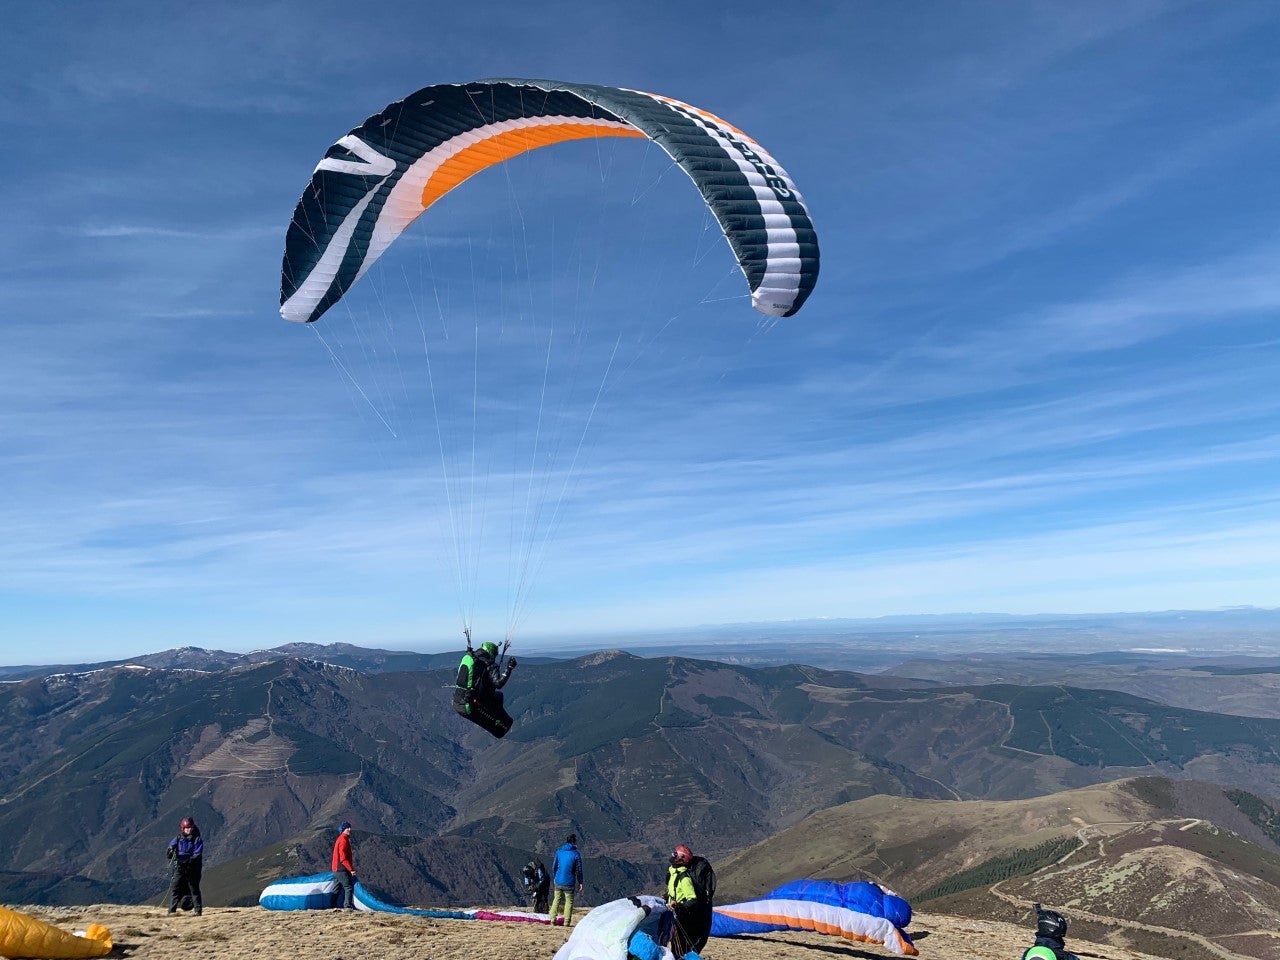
7, 904, 1173, 960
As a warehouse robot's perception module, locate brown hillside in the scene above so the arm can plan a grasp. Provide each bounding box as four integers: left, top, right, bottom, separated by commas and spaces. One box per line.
715, 780, 1280, 960
715, 780, 1154, 902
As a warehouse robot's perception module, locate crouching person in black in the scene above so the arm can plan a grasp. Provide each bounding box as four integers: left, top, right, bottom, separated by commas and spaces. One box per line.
166, 816, 203, 916
521, 857, 551, 913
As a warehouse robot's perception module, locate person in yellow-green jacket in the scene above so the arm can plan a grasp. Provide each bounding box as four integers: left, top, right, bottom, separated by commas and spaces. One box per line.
665, 844, 715, 956
1021, 904, 1078, 960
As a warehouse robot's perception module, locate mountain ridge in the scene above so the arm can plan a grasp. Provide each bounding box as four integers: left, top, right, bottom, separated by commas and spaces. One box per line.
6, 646, 1280, 959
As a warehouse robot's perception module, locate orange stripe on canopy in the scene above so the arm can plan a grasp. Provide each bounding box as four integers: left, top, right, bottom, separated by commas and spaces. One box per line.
717, 909, 865, 941
646, 92, 752, 142
715, 907, 916, 954
420, 122, 646, 212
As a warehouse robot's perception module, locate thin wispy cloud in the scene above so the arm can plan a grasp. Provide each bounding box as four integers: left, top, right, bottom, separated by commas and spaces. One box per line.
72, 224, 278, 241
2, 1, 1279, 663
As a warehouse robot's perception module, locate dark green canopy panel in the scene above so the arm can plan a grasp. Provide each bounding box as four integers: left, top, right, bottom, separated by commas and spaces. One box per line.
280, 79, 819, 323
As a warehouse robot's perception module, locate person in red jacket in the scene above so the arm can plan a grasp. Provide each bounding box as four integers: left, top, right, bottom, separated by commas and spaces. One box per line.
331, 822, 356, 910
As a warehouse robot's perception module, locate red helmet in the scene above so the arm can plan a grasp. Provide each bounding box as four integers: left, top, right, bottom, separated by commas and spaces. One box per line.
180, 817, 195, 831
669, 844, 692, 867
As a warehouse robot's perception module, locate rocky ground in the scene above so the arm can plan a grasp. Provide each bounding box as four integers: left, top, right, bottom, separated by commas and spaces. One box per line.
6, 903, 1174, 960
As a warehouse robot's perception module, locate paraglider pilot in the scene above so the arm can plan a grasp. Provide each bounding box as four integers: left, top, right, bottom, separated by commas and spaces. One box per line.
666, 843, 715, 956
1021, 903, 1079, 960
453, 640, 516, 738
166, 816, 203, 915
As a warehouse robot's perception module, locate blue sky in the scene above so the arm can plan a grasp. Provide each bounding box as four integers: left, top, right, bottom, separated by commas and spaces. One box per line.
3, 0, 1279, 664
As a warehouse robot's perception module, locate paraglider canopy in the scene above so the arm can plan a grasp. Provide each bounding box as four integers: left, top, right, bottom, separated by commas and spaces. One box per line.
280, 78, 819, 326
277, 77, 820, 653
712, 879, 916, 956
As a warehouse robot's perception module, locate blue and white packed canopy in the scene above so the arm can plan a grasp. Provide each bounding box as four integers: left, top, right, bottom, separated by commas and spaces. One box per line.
712, 879, 917, 956
280, 78, 820, 324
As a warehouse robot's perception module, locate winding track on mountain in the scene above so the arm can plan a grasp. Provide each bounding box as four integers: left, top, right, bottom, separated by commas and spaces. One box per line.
976, 686, 1165, 771
988, 817, 1244, 960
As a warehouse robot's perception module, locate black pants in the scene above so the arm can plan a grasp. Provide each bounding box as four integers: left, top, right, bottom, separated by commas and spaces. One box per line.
334, 868, 355, 909
532, 882, 550, 913
169, 862, 202, 913
453, 692, 513, 738
672, 901, 711, 954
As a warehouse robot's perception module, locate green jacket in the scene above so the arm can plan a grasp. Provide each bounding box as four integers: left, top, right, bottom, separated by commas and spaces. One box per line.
454, 650, 511, 703
667, 865, 697, 905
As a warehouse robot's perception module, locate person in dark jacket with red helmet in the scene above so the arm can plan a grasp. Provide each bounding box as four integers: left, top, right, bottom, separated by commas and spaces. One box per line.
665, 843, 715, 955
166, 816, 203, 915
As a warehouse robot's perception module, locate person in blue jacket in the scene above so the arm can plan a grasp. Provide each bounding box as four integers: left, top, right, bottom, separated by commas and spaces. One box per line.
166, 816, 203, 915
548, 832, 584, 926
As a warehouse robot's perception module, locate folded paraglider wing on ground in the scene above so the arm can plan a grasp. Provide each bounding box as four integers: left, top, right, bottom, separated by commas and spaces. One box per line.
553, 895, 683, 960
711, 879, 917, 956
0, 905, 113, 959
258, 872, 550, 922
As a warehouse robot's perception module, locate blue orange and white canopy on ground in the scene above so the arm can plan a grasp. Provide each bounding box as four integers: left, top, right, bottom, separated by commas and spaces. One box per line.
711, 879, 917, 956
